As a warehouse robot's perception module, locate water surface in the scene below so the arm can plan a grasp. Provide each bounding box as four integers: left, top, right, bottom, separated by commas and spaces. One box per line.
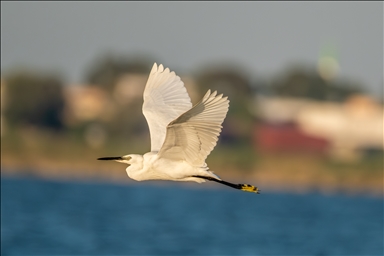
1, 176, 383, 255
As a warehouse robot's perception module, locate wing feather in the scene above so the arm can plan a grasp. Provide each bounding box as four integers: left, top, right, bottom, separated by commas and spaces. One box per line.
158, 90, 230, 166
142, 63, 192, 152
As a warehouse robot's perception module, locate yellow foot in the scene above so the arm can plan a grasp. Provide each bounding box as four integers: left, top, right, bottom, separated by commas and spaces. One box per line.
240, 184, 260, 194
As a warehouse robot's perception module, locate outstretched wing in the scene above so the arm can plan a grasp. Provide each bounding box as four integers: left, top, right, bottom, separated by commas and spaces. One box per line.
158, 90, 229, 167
143, 63, 192, 152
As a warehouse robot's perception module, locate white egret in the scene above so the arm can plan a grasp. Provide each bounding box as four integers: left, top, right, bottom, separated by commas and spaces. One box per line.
98, 63, 259, 193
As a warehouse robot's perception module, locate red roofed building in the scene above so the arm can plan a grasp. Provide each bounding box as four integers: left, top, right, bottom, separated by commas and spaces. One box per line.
253, 122, 330, 154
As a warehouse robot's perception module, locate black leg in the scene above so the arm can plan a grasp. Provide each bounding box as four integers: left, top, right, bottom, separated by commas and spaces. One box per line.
193, 175, 260, 194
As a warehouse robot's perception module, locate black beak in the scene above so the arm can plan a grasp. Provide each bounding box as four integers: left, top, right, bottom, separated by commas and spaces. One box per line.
97, 156, 123, 161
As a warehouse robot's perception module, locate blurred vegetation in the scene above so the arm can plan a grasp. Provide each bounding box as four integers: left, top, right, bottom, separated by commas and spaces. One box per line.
1, 54, 382, 195
85, 53, 153, 92
3, 70, 65, 131
259, 64, 363, 102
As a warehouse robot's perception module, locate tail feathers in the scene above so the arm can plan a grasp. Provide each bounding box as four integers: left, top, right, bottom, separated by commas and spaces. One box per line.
207, 170, 221, 180
193, 175, 260, 194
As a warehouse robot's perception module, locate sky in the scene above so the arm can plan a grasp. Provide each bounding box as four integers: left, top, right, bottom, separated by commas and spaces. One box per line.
1, 2, 383, 97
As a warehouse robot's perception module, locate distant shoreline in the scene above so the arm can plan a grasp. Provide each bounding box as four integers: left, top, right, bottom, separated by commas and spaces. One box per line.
2, 162, 382, 198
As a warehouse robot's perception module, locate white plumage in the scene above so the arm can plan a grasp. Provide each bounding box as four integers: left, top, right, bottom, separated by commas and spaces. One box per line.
98, 63, 259, 193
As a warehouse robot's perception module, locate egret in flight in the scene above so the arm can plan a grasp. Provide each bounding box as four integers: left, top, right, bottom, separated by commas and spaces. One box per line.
98, 63, 259, 193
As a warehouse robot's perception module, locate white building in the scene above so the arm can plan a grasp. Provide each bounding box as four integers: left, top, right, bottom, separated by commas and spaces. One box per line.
253, 94, 384, 161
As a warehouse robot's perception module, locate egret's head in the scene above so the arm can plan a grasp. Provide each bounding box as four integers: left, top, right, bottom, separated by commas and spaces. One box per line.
98, 154, 144, 180
97, 155, 132, 165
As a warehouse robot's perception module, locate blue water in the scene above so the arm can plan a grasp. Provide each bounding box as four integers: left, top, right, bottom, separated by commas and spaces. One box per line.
1, 176, 383, 255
